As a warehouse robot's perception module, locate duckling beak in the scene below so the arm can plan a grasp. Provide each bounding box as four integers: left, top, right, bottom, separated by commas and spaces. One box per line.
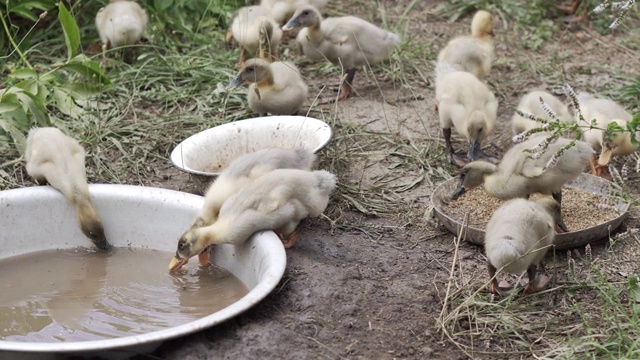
96, 241, 111, 251
451, 184, 466, 200
556, 221, 569, 233
282, 17, 299, 31
597, 147, 613, 166
467, 140, 482, 161
227, 74, 245, 89
169, 254, 188, 272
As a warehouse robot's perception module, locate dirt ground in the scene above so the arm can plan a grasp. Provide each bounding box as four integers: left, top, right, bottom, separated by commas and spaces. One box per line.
129, 1, 640, 359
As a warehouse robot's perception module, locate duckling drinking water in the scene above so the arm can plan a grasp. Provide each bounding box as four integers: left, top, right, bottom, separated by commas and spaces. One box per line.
25, 127, 110, 250
169, 169, 337, 271
485, 197, 562, 295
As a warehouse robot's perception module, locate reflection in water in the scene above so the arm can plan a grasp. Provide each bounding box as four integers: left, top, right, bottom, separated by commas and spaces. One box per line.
0, 248, 248, 342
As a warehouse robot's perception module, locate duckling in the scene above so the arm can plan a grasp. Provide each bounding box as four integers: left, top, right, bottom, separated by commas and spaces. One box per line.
436, 69, 498, 167
451, 134, 594, 218
228, 58, 308, 115
437, 10, 494, 81
511, 90, 572, 135
485, 197, 562, 296
282, 6, 401, 103
95, 0, 148, 61
25, 127, 110, 251
260, 0, 329, 26
230, 5, 283, 65
576, 93, 635, 177
169, 169, 337, 271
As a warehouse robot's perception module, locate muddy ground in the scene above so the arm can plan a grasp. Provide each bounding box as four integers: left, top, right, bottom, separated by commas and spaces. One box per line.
126, 1, 640, 359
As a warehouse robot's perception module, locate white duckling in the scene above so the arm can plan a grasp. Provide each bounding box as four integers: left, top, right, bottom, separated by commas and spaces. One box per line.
260, 0, 329, 26
485, 197, 563, 296
437, 10, 494, 81
186, 147, 316, 266
95, 0, 148, 60
228, 58, 308, 115
282, 6, 401, 102
435, 68, 498, 166
169, 169, 337, 271
25, 127, 110, 250
576, 93, 636, 177
452, 134, 594, 221
511, 90, 572, 136
230, 5, 283, 65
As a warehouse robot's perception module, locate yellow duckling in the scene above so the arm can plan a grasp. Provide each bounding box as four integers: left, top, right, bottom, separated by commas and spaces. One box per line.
25, 127, 110, 250
95, 0, 148, 60
437, 10, 494, 80
511, 90, 572, 136
260, 0, 329, 26
485, 197, 563, 296
282, 6, 401, 102
436, 68, 498, 166
452, 134, 593, 219
576, 92, 636, 177
169, 169, 337, 271
230, 5, 283, 65
228, 58, 308, 115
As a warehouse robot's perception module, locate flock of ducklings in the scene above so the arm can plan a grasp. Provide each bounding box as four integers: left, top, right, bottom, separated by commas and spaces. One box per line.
20, 1, 639, 298
435, 10, 636, 295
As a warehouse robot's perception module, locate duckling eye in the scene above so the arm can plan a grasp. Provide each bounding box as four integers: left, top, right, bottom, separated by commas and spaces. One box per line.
178, 241, 186, 250
89, 231, 97, 239
302, 10, 309, 15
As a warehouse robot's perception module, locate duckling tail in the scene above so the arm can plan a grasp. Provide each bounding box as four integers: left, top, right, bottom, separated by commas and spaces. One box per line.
314, 170, 337, 194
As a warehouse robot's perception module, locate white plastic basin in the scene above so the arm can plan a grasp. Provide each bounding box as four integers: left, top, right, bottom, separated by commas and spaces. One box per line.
170, 115, 333, 177
0, 184, 286, 359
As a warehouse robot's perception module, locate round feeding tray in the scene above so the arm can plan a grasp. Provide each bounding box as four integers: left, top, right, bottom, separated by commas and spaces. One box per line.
431, 173, 631, 249
0, 185, 286, 359
170, 115, 333, 193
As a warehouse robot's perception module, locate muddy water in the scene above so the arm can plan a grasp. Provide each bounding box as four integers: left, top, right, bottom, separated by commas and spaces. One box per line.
0, 248, 248, 342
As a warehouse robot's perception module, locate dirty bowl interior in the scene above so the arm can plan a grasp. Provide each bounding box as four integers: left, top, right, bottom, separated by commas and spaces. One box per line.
431, 173, 631, 250
169, 115, 332, 193
0, 184, 286, 359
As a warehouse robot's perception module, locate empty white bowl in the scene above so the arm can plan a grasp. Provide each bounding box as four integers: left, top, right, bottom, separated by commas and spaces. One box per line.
170, 115, 333, 178
0, 184, 286, 359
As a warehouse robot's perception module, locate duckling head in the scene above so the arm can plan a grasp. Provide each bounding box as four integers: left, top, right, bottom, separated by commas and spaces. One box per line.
169, 228, 211, 272
466, 110, 490, 161
228, 58, 272, 88
598, 119, 634, 166
535, 197, 568, 233
77, 206, 109, 251
451, 160, 497, 199
471, 10, 494, 38
282, 6, 320, 31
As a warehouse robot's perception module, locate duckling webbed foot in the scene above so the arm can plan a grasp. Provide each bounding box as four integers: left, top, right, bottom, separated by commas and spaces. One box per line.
442, 128, 469, 167
318, 69, 356, 104
197, 246, 211, 266
523, 265, 551, 294
477, 151, 499, 164
487, 261, 514, 296
278, 231, 299, 249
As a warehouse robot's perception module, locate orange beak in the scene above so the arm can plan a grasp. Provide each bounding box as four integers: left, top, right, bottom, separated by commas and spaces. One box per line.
169, 256, 188, 272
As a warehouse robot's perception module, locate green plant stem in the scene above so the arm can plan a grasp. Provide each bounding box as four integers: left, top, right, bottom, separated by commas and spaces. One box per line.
0, 10, 34, 70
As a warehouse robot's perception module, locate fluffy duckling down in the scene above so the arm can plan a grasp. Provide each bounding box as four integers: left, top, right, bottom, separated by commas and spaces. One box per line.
260, 0, 329, 26
436, 68, 498, 166
230, 5, 282, 64
282, 6, 401, 102
511, 90, 572, 136
185, 147, 315, 265
452, 134, 593, 218
229, 58, 308, 115
95, 0, 147, 58
169, 169, 337, 271
437, 10, 494, 80
25, 127, 110, 251
576, 93, 636, 176
485, 197, 562, 295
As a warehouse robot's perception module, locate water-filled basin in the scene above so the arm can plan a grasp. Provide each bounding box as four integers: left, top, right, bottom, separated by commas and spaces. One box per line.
0, 184, 286, 359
